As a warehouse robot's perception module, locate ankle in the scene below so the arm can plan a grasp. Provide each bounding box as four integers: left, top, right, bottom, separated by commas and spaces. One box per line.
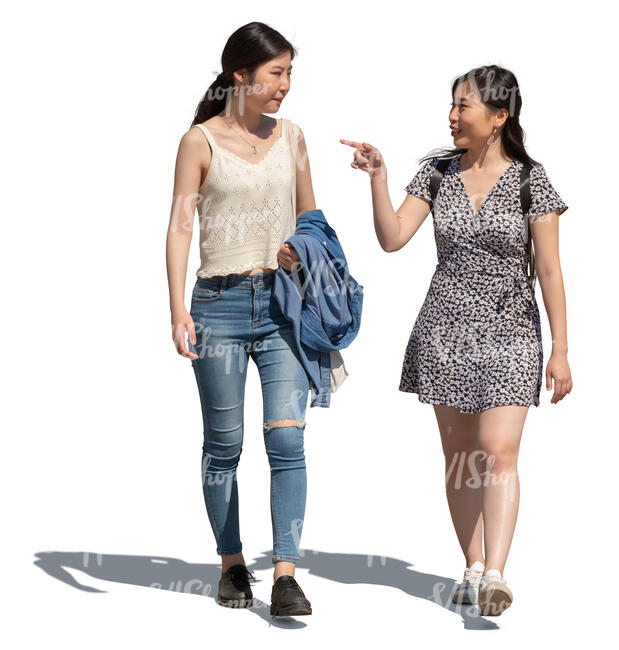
221, 552, 245, 572
484, 568, 504, 578
467, 559, 485, 571
466, 558, 485, 568
273, 560, 296, 582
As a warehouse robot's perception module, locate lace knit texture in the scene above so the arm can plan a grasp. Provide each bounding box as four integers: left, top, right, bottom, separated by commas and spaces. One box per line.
193, 118, 299, 278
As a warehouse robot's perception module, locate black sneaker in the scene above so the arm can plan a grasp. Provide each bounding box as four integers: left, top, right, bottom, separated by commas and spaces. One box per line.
217, 564, 254, 608
270, 575, 312, 617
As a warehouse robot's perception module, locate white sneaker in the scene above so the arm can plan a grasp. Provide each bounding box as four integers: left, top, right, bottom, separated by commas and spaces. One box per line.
478, 570, 513, 616
451, 560, 484, 605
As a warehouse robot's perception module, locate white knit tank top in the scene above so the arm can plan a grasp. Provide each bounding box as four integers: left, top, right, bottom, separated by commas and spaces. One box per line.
193, 118, 299, 278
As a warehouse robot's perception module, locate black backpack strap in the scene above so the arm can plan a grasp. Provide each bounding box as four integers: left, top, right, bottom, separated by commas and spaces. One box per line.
520, 163, 532, 215
428, 157, 453, 213
519, 163, 535, 289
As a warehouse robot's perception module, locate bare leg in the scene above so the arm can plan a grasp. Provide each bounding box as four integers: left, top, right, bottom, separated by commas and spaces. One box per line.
478, 405, 528, 574
433, 405, 485, 567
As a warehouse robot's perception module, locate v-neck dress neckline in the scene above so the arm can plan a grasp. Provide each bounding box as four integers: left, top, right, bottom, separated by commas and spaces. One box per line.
457, 154, 516, 217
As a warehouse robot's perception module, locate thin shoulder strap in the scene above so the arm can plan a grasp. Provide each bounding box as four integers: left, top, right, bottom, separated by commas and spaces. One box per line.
282, 118, 298, 221
280, 117, 289, 143
194, 123, 217, 154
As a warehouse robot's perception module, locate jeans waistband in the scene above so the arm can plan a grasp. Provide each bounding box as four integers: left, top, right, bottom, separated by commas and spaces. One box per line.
196, 270, 276, 289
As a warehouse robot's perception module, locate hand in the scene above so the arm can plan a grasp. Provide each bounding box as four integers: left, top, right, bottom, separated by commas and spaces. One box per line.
545, 352, 573, 404
171, 307, 199, 360
340, 139, 386, 179
277, 241, 301, 271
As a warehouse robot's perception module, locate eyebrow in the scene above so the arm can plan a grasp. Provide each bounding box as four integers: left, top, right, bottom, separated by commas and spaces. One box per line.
272, 65, 293, 70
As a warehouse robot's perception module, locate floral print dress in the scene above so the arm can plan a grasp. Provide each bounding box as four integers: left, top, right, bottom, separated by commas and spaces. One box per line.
399, 153, 568, 413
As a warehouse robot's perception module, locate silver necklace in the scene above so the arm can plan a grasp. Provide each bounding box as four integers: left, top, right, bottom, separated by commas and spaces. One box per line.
223, 119, 258, 156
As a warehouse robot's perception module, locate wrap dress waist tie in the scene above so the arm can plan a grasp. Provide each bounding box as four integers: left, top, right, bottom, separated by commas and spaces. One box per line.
436, 258, 536, 319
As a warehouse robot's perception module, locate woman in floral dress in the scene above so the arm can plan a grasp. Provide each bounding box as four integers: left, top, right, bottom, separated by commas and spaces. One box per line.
341, 64, 572, 616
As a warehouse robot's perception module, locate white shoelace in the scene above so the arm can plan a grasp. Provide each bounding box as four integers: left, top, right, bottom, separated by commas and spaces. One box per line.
463, 566, 484, 588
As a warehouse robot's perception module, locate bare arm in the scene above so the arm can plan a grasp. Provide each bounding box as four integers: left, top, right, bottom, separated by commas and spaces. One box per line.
340, 139, 431, 252
277, 123, 316, 271
370, 173, 432, 251
293, 126, 316, 217
165, 126, 209, 359
530, 210, 573, 402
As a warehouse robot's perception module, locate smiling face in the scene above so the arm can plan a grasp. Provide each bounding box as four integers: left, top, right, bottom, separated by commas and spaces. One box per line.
449, 79, 508, 147
233, 51, 292, 114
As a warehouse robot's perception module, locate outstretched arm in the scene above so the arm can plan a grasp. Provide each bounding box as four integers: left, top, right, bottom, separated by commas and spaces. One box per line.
340, 139, 432, 252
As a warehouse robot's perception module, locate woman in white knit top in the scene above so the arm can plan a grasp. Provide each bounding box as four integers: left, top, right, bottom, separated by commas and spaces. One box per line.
165, 22, 315, 616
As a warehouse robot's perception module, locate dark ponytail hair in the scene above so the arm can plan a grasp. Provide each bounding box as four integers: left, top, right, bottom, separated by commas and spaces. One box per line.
420, 64, 539, 167
191, 22, 297, 126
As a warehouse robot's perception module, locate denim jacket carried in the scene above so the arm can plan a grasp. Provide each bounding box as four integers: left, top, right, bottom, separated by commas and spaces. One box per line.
272, 208, 364, 407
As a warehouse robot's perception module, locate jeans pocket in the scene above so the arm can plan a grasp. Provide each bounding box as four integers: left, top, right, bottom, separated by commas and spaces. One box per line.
192, 283, 224, 302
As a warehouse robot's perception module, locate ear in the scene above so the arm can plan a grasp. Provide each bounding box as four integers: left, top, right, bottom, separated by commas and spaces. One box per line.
233, 69, 247, 85
497, 106, 510, 126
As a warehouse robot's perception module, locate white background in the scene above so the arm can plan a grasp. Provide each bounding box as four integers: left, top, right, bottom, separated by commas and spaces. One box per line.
3, 0, 616, 646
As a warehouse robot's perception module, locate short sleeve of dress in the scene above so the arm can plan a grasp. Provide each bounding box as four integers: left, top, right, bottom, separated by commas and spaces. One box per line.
528, 163, 568, 217
404, 157, 439, 201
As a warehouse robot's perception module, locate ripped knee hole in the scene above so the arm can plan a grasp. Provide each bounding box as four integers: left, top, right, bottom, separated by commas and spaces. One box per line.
266, 419, 304, 428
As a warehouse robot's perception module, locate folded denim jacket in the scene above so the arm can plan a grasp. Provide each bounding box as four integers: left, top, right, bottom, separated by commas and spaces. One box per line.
272, 208, 364, 407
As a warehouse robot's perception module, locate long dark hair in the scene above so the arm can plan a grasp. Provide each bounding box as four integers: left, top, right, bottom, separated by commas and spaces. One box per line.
191, 22, 297, 126
420, 65, 539, 167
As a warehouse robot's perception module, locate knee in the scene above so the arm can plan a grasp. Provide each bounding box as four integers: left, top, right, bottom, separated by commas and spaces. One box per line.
266, 419, 305, 429
202, 433, 243, 473
263, 419, 307, 440
480, 445, 518, 471
201, 448, 242, 474
263, 419, 306, 468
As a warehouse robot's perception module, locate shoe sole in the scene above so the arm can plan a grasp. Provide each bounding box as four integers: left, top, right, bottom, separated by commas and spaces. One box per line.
217, 596, 254, 608
478, 584, 513, 616
270, 603, 312, 616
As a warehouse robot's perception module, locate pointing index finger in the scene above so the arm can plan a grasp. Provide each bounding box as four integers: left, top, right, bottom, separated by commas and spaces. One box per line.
340, 139, 365, 149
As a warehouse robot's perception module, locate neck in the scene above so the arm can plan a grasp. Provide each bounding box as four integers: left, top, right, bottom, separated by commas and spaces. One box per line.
460, 140, 512, 170
221, 98, 264, 133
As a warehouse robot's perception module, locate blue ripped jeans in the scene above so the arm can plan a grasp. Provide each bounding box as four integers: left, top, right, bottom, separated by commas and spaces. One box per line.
188, 271, 310, 564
